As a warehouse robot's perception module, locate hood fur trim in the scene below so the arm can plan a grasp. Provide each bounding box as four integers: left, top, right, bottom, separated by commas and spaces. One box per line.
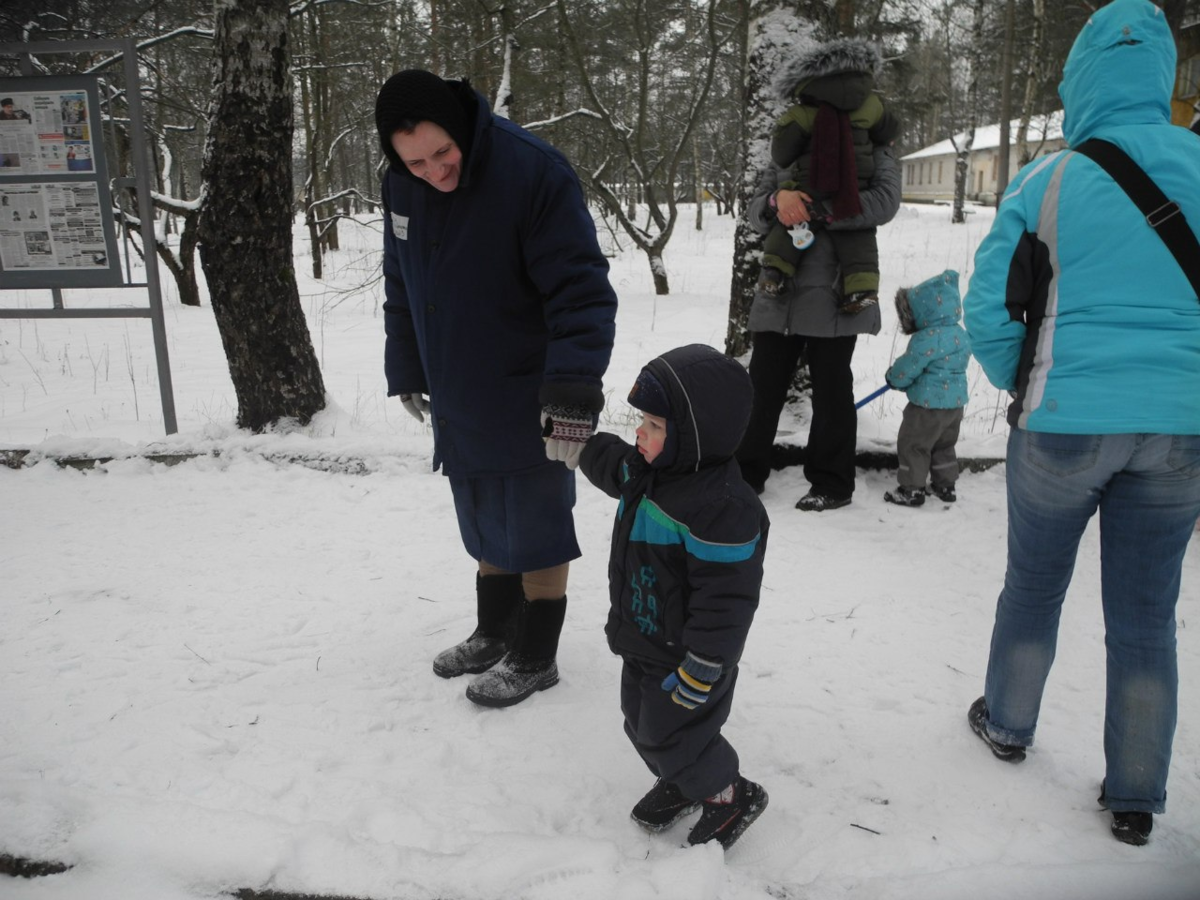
773, 38, 882, 99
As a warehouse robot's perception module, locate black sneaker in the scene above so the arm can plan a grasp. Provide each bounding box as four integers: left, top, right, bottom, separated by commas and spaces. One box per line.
884, 486, 926, 507
465, 653, 558, 708
839, 291, 878, 315
1111, 811, 1153, 846
968, 697, 1026, 762
687, 777, 768, 849
756, 267, 785, 297
930, 484, 957, 503
432, 631, 508, 678
795, 490, 851, 512
630, 780, 700, 832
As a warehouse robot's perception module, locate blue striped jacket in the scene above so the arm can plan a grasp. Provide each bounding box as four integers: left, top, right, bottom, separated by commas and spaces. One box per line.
580, 344, 769, 670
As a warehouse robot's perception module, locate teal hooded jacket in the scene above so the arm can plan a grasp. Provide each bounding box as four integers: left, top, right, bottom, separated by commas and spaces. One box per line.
886, 269, 970, 410
964, 0, 1200, 433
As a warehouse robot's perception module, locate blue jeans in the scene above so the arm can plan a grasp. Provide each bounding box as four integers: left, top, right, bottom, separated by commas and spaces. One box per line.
983, 429, 1200, 814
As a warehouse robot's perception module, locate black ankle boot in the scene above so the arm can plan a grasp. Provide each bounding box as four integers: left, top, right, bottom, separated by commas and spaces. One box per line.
466, 595, 567, 707
432, 573, 522, 678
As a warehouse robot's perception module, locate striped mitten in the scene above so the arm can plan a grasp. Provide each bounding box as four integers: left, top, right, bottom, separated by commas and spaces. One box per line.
661, 652, 723, 710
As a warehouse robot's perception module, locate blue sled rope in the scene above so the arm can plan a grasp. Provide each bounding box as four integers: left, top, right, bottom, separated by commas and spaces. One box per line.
854, 384, 890, 409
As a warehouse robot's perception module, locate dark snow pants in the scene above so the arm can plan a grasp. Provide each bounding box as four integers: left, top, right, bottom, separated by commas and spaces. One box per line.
896, 403, 963, 490
619, 658, 740, 801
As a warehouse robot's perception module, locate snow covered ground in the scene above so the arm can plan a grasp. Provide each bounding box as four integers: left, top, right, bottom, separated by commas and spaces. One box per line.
2, 205, 1198, 900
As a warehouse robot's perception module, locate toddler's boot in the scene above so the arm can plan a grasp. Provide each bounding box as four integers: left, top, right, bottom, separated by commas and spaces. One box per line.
930, 483, 957, 503
884, 485, 926, 507
839, 290, 878, 315
755, 266, 786, 296
630, 779, 700, 832
432, 573, 522, 678
687, 776, 768, 849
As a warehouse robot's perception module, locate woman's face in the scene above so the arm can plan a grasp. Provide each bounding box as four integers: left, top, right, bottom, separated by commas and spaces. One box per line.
635, 412, 668, 464
391, 121, 462, 192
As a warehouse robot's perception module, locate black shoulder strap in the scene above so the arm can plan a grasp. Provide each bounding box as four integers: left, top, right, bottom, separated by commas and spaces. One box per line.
1073, 138, 1200, 302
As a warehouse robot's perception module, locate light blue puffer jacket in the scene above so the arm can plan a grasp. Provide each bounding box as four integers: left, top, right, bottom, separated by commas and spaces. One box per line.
886, 270, 970, 409
964, 0, 1200, 434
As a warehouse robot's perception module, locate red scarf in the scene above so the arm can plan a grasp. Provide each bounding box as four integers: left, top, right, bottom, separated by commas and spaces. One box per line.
809, 103, 862, 220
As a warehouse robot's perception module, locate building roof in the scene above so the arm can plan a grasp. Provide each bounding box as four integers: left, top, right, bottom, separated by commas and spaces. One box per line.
900, 111, 1064, 160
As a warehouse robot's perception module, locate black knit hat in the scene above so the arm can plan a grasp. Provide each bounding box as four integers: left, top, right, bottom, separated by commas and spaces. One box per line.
629, 367, 679, 468
375, 70, 472, 171
628, 368, 671, 418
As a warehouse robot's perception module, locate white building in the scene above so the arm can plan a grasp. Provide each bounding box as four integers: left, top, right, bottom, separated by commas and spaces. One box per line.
900, 112, 1066, 204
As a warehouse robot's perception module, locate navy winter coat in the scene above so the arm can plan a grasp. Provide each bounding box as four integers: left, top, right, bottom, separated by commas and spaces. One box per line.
381, 87, 617, 476
579, 345, 770, 671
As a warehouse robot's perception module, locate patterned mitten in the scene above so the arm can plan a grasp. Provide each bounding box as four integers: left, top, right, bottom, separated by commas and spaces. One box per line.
661, 652, 723, 710
541, 405, 596, 470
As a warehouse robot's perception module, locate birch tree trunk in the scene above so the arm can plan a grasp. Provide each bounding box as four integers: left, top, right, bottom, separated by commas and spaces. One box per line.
996, 0, 1015, 202
197, 0, 326, 432
726, 2, 814, 357
952, 0, 985, 225
1016, 0, 1045, 166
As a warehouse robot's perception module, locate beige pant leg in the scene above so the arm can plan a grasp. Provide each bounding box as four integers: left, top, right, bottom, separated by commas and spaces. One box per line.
478, 560, 569, 600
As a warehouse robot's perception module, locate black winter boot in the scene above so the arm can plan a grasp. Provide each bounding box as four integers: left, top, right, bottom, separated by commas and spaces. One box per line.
687, 776, 768, 849
432, 573, 522, 678
466, 595, 567, 708
884, 485, 926, 507
631, 779, 701, 832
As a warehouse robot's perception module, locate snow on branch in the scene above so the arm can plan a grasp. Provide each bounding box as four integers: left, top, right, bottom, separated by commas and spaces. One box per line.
289, 0, 391, 16
522, 108, 604, 131
306, 188, 380, 213
83, 27, 216, 74
150, 188, 206, 215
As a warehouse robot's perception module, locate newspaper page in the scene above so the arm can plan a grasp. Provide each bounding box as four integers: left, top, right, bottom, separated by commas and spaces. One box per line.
0, 90, 96, 176
0, 182, 109, 271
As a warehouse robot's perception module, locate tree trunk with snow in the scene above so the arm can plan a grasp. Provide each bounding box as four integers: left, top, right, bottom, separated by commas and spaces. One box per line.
996, 0, 1015, 203
726, 3, 815, 357
197, 0, 326, 432
952, 0, 985, 225
1015, 0, 1045, 167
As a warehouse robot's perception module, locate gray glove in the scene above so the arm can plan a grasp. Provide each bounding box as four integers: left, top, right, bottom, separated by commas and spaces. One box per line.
399, 393, 429, 423
540, 406, 595, 470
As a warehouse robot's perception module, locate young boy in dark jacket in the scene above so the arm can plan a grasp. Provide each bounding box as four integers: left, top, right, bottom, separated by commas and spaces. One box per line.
578, 343, 770, 849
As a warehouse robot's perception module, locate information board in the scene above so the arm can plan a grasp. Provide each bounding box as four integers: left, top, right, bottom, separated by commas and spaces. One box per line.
0, 75, 121, 288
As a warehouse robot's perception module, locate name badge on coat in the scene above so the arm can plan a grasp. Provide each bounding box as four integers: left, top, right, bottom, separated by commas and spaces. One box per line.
390, 212, 409, 240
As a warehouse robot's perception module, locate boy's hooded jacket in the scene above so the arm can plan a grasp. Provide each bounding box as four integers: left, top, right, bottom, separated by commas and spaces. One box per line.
965, 0, 1200, 433
579, 344, 769, 671
378, 78, 617, 475
886, 270, 970, 409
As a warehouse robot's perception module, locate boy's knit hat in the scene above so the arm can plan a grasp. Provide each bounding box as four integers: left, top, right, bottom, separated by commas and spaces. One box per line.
628, 367, 678, 468
375, 69, 472, 171
628, 368, 671, 418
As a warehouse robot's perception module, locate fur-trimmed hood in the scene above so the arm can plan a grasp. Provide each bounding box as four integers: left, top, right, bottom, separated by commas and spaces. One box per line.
773, 37, 882, 100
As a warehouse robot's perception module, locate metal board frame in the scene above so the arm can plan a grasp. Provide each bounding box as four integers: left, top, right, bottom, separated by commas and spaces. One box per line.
0, 38, 177, 434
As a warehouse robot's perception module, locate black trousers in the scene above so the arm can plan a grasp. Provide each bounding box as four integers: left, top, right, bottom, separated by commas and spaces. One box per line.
620, 659, 740, 802
737, 330, 858, 499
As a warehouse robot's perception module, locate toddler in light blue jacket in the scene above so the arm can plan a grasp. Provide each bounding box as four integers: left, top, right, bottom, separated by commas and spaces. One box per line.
884, 269, 970, 507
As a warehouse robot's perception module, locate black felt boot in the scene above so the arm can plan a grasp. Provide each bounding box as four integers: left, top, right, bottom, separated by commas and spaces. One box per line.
465, 595, 567, 708
432, 573, 522, 678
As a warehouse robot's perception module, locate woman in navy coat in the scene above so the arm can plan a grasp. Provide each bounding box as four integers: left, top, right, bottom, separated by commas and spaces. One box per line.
375, 70, 617, 708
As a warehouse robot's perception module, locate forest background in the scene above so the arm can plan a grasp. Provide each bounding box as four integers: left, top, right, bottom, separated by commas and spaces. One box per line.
0, 0, 1198, 432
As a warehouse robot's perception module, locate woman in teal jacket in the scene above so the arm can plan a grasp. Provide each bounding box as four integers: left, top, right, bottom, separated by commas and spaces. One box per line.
963, 0, 1200, 847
